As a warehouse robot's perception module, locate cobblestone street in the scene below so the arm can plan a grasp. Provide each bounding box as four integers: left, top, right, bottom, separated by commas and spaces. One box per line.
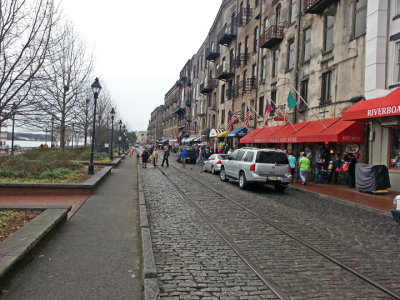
140, 155, 400, 299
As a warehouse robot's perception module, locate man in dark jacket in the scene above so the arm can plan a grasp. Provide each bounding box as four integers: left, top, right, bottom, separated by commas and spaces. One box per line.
348, 153, 358, 188
141, 150, 150, 168
161, 146, 170, 167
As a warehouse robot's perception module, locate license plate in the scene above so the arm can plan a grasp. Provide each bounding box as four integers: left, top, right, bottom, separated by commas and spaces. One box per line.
268, 176, 277, 181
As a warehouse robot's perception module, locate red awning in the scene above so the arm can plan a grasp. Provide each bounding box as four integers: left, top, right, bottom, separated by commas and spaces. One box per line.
239, 128, 264, 143
240, 118, 365, 144
343, 88, 400, 120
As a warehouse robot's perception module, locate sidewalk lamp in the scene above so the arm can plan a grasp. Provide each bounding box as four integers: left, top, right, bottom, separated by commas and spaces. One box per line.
118, 120, 122, 156
11, 103, 16, 155
110, 108, 115, 160
122, 125, 126, 152
88, 77, 102, 175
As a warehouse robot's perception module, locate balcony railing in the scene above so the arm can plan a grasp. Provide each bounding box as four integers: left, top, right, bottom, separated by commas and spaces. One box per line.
259, 25, 284, 49
217, 24, 237, 46
178, 120, 186, 128
234, 52, 250, 68
236, 8, 252, 26
303, 0, 337, 14
216, 64, 234, 80
201, 78, 218, 94
205, 47, 220, 61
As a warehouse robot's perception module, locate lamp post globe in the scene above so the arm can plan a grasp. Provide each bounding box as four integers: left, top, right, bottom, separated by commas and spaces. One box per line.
88, 77, 102, 174
109, 108, 115, 160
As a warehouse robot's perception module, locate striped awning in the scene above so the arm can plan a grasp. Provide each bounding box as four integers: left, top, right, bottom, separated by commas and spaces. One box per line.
209, 128, 225, 137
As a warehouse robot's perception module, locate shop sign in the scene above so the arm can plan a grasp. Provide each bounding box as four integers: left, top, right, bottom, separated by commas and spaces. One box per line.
345, 143, 360, 153
367, 105, 400, 117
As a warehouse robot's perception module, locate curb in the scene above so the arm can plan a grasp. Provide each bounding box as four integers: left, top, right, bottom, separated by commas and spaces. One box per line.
290, 185, 392, 217
137, 166, 160, 300
0, 205, 71, 283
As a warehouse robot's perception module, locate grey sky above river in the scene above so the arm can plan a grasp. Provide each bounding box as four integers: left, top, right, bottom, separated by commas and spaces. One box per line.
61, 0, 222, 131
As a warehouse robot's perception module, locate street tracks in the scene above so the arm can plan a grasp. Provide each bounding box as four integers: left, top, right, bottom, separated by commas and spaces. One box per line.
158, 165, 400, 299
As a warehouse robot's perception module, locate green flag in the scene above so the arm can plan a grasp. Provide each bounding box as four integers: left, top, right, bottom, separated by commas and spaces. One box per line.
287, 91, 298, 110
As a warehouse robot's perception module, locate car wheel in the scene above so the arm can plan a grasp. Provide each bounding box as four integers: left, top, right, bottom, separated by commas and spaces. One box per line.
211, 166, 215, 175
203, 164, 207, 172
275, 184, 286, 192
220, 167, 228, 182
238, 172, 248, 190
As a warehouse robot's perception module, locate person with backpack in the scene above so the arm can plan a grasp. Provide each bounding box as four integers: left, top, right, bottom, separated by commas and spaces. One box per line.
141, 150, 150, 168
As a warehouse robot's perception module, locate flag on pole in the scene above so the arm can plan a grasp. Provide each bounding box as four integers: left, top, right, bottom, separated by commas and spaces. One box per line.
263, 101, 273, 126
243, 106, 253, 128
227, 112, 237, 131
287, 91, 298, 110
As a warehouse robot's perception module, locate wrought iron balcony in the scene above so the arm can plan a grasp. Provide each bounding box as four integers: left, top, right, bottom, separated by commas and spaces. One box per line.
200, 78, 218, 94
236, 8, 252, 26
185, 99, 191, 106
178, 120, 186, 128
217, 25, 237, 46
205, 47, 220, 61
216, 65, 234, 81
303, 0, 337, 14
234, 52, 250, 69
259, 25, 284, 49
226, 87, 234, 100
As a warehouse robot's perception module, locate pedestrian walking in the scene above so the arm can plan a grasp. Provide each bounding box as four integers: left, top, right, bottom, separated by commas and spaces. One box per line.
299, 152, 310, 185
161, 146, 170, 167
152, 147, 159, 167
328, 153, 342, 184
314, 154, 326, 184
197, 147, 205, 165
180, 148, 188, 168
141, 150, 150, 168
288, 152, 296, 180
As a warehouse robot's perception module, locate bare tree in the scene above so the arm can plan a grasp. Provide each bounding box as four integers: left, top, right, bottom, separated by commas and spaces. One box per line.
0, 0, 58, 124
31, 22, 93, 149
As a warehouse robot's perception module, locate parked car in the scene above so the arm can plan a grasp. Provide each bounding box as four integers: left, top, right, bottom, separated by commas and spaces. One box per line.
219, 147, 291, 191
203, 154, 230, 174
392, 195, 400, 224
176, 146, 197, 164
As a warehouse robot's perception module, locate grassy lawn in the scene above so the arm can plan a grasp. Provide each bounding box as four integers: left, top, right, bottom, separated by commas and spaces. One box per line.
0, 147, 105, 183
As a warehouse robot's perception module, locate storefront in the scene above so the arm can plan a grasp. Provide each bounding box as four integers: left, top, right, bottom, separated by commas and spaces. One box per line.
209, 129, 225, 152
228, 126, 248, 149
343, 88, 400, 190
240, 117, 365, 163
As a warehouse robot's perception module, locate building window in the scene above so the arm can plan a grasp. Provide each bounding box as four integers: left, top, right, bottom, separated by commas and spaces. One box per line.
287, 39, 295, 71
390, 128, 400, 169
258, 96, 264, 117
221, 84, 226, 103
251, 64, 257, 86
243, 70, 247, 93
397, 0, 400, 15
275, 5, 281, 26
303, 27, 311, 62
241, 102, 246, 120
321, 71, 331, 104
261, 56, 267, 82
255, 0, 260, 7
289, 0, 297, 24
253, 26, 259, 52
264, 17, 269, 31
300, 79, 308, 109
396, 42, 400, 83
354, 0, 367, 37
270, 89, 277, 117
244, 36, 249, 65
272, 49, 279, 78
324, 15, 334, 51
221, 109, 225, 124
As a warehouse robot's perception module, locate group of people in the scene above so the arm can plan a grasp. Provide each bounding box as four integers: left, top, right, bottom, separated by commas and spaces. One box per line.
140, 145, 171, 168
288, 145, 359, 188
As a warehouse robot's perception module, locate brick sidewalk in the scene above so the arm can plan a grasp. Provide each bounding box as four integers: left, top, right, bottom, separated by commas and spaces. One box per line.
291, 181, 395, 212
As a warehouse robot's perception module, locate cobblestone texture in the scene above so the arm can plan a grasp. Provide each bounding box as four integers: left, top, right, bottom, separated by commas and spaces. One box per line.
141, 155, 400, 299
141, 167, 277, 299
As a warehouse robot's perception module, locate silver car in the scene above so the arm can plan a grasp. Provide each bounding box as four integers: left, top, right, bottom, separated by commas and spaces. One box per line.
203, 154, 230, 174
219, 147, 292, 191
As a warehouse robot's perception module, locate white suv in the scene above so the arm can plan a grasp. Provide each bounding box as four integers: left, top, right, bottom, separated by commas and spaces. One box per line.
219, 147, 292, 191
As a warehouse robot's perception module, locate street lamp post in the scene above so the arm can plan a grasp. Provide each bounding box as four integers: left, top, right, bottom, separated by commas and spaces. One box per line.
122, 125, 126, 153
71, 123, 75, 148
88, 78, 102, 175
110, 108, 115, 160
51, 117, 54, 148
118, 120, 122, 156
11, 103, 16, 155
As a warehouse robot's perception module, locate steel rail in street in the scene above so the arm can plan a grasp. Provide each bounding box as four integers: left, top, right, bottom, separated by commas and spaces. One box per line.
167, 164, 400, 299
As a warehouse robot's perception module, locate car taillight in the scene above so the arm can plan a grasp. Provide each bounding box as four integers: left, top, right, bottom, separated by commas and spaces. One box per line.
216, 160, 222, 165
250, 164, 255, 172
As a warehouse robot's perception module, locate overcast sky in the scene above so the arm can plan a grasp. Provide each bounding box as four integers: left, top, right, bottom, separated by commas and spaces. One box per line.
61, 0, 222, 132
